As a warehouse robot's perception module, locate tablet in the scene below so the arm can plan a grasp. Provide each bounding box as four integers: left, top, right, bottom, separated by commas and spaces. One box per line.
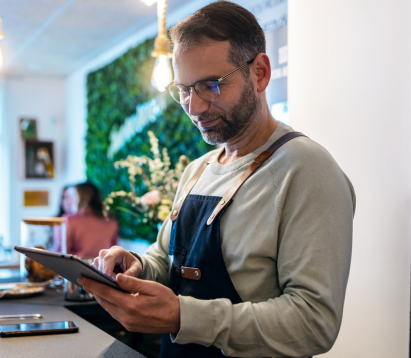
14, 246, 128, 293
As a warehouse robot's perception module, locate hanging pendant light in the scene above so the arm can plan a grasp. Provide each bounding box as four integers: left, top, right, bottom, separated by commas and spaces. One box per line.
151, 54, 173, 92
141, 0, 173, 92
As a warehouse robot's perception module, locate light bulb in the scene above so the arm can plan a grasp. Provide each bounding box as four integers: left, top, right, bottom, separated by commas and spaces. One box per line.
151, 54, 173, 92
0, 45, 3, 70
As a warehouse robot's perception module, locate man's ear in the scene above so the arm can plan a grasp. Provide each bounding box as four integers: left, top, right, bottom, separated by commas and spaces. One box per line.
251, 53, 271, 93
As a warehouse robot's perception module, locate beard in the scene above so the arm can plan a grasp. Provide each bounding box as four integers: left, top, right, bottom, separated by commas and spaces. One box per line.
189, 79, 259, 145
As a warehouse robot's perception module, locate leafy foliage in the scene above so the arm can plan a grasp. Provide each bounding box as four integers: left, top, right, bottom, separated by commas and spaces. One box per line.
103, 131, 190, 230
86, 37, 214, 243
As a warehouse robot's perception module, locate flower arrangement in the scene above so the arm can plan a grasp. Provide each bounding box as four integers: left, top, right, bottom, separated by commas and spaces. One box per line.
103, 131, 190, 228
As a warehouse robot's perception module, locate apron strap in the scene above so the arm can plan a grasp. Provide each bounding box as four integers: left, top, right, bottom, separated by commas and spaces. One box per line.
170, 154, 215, 221
170, 131, 305, 223
207, 131, 306, 225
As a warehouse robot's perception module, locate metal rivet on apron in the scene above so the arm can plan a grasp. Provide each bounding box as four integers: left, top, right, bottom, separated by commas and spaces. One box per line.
194, 271, 199, 277
181, 268, 185, 274
179, 197, 184, 202
173, 210, 178, 216
220, 200, 225, 205
209, 214, 215, 220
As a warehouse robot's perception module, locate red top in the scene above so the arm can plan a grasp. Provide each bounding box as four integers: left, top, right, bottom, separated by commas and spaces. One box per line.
66, 211, 118, 259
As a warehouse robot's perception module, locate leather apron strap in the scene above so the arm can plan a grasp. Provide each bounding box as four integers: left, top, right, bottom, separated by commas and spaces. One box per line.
207, 131, 305, 225
170, 155, 214, 221
170, 131, 305, 223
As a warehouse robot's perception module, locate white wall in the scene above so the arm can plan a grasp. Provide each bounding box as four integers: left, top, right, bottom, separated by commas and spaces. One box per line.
288, 1, 411, 357
1, 76, 66, 255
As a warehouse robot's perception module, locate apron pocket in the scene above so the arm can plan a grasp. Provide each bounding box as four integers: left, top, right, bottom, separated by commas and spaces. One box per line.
168, 245, 187, 293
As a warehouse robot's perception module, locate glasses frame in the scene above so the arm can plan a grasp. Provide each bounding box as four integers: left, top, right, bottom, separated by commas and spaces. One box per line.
166, 58, 255, 104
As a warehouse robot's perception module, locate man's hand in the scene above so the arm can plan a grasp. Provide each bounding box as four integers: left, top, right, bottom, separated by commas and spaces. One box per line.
77, 274, 180, 334
92, 246, 142, 279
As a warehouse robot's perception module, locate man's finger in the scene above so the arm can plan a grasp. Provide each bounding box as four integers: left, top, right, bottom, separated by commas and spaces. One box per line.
78, 277, 128, 305
123, 261, 142, 277
98, 249, 110, 272
101, 255, 116, 277
93, 293, 122, 321
116, 273, 158, 296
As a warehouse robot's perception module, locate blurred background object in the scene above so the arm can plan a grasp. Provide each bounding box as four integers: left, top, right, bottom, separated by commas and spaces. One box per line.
19, 118, 37, 140
24, 246, 57, 282
56, 185, 78, 218
19, 218, 66, 277
66, 182, 118, 259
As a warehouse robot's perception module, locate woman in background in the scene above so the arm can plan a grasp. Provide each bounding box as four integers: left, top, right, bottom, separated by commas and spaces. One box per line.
67, 182, 118, 258
53, 185, 78, 252
56, 185, 78, 217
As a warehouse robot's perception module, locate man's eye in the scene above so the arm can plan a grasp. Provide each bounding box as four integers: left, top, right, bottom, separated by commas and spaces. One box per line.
176, 86, 189, 93
204, 81, 217, 88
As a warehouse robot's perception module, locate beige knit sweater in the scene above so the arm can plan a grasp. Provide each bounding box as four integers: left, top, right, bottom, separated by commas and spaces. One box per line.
135, 121, 355, 358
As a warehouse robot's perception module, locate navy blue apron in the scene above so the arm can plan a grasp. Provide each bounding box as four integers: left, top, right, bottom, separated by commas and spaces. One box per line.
161, 132, 305, 358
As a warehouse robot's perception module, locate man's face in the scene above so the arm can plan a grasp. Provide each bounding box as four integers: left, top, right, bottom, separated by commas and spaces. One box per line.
173, 40, 259, 145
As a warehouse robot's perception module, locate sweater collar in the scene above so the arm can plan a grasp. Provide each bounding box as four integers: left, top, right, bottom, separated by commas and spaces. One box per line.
208, 121, 294, 176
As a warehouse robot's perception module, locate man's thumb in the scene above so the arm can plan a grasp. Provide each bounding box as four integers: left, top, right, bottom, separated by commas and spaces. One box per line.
116, 273, 151, 295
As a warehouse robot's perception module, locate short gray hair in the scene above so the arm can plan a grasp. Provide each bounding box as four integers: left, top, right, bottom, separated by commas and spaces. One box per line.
170, 1, 266, 71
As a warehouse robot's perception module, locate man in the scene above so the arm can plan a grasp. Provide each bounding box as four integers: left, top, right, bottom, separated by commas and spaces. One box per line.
78, 2, 355, 357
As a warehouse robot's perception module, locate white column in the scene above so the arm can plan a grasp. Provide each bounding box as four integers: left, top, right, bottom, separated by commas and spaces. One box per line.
289, 1, 411, 357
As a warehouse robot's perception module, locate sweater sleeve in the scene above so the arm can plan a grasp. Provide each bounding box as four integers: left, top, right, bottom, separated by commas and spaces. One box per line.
172, 143, 355, 357
131, 216, 172, 285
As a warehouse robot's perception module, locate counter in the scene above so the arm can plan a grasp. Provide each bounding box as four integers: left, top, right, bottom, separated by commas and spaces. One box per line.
0, 274, 149, 358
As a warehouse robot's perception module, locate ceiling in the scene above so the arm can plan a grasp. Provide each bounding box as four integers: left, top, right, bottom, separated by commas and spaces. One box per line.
0, 0, 191, 77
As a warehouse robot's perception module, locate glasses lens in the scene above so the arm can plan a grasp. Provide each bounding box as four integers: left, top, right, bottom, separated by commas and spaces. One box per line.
168, 84, 190, 105
194, 81, 220, 102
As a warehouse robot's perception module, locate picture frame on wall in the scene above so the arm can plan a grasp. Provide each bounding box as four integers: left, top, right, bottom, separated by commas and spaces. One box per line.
25, 141, 55, 179
20, 118, 38, 140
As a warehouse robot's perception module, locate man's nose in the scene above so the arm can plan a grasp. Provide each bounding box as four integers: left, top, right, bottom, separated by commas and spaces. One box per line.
189, 88, 210, 116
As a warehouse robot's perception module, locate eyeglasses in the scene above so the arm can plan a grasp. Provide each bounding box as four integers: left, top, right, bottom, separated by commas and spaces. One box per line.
166, 58, 254, 105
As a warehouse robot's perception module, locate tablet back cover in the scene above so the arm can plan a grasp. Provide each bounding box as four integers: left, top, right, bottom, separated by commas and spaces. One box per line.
14, 247, 127, 293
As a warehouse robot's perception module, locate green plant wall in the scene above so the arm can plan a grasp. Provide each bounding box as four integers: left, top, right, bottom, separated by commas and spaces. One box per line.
86, 37, 214, 243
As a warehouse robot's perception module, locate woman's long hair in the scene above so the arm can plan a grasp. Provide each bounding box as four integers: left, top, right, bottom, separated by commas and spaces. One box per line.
56, 186, 69, 217
75, 182, 104, 218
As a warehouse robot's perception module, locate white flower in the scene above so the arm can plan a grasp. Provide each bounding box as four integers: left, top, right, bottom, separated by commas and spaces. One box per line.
104, 131, 190, 224
141, 190, 161, 206
158, 205, 171, 221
